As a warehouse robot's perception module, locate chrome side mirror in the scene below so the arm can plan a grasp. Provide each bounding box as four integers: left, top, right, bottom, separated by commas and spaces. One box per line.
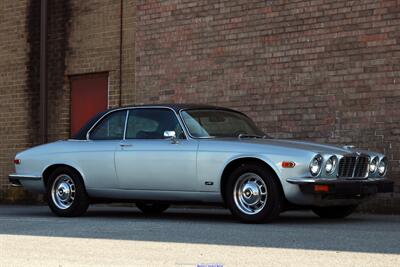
164, 131, 178, 144
164, 131, 176, 138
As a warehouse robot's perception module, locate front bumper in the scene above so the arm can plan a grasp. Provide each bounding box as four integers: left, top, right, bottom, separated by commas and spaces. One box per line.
287, 177, 394, 195
9, 173, 42, 187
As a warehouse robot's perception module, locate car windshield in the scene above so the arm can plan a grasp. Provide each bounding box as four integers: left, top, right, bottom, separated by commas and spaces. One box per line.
181, 109, 266, 138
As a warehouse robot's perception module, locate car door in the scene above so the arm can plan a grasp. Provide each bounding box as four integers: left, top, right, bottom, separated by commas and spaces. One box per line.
115, 108, 199, 191
82, 109, 127, 189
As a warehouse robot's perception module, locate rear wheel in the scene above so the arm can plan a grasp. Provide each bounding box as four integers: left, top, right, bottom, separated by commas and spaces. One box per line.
225, 164, 282, 223
312, 205, 357, 219
46, 167, 89, 217
136, 202, 170, 215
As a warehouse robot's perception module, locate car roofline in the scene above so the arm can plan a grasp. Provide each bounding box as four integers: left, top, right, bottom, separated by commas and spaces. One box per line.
71, 104, 247, 140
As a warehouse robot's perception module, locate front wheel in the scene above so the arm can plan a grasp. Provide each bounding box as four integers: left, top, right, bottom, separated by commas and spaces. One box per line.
225, 164, 282, 223
46, 167, 89, 217
312, 205, 357, 219
136, 202, 170, 215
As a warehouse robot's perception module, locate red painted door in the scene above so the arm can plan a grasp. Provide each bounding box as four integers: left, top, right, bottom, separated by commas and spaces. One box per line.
70, 73, 108, 136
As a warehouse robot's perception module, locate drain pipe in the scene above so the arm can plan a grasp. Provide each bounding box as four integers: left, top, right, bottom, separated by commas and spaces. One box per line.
119, 0, 123, 107
40, 0, 48, 143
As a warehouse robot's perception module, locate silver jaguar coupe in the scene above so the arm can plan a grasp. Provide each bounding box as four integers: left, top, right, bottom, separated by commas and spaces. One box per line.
9, 104, 393, 223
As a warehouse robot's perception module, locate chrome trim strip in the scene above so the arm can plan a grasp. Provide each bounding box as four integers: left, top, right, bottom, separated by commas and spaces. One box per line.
123, 109, 129, 140
286, 177, 388, 184
9, 174, 42, 180
351, 155, 359, 177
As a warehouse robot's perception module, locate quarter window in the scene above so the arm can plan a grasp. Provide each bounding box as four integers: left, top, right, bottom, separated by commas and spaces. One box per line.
90, 110, 127, 140
126, 109, 185, 139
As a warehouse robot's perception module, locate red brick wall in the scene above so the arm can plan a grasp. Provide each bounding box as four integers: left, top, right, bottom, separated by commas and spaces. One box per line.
135, 0, 400, 210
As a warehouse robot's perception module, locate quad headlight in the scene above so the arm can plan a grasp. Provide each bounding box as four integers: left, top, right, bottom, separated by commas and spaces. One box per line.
378, 157, 388, 176
325, 156, 338, 174
369, 156, 379, 173
310, 154, 323, 176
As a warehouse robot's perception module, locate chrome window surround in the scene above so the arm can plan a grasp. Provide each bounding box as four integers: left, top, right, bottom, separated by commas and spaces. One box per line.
87, 109, 128, 141
86, 106, 189, 141
122, 110, 130, 140
178, 108, 262, 140
86, 109, 129, 141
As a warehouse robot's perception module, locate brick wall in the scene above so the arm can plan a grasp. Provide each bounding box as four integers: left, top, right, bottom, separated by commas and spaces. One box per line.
65, 0, 136, 122
47, 0, 71, 142
0, 0, 39, 201
66, 0, 121, 110
135, 0, 400, 210
0, 0, 136, 201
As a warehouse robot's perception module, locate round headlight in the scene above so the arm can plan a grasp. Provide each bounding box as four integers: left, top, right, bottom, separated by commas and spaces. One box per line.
369, 156, 379, 173
310, 154, 323, 176
378, 157, 388, 176
325, 156, 338, 174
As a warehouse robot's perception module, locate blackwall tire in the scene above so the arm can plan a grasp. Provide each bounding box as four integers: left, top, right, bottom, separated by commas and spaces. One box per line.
225, 164, 282, 223
312, 205, 357, 219
136, 202, 170, 215
46, 167, 89, 217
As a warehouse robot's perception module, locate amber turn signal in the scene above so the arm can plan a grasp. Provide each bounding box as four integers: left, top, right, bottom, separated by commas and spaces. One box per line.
314, 185, 329, 192
282, 161, 296, 168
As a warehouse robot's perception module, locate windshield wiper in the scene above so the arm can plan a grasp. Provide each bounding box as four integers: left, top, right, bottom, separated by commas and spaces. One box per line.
238, 134, 266, 139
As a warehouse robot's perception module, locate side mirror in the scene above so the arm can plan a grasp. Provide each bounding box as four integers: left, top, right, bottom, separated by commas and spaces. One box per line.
163, 131, 176, 139
164, 131, 178, 144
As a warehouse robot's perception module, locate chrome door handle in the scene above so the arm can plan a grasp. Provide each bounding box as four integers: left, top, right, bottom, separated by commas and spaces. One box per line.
119, 143, 133, 147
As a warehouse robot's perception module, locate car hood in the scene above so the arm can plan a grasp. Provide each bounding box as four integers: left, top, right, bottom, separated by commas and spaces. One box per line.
239, 138, 357, 155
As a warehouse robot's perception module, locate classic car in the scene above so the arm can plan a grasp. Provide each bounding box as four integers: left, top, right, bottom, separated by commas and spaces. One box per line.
9, 104, 393, 223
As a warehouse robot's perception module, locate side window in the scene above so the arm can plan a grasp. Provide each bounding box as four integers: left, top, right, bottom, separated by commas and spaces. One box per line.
126, 109, 185, 139
90, 110, 127, 140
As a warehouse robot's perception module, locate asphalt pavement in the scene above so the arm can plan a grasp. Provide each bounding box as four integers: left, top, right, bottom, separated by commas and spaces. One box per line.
1, 205, 400, 266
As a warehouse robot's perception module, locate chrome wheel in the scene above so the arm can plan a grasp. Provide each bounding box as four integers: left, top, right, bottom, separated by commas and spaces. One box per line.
233, 172, 268, 215
51, 174, 76, 210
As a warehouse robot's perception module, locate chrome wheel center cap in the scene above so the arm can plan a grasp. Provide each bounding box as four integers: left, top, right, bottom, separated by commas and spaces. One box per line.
242, 183, 260, 205
56, 183, 71, 200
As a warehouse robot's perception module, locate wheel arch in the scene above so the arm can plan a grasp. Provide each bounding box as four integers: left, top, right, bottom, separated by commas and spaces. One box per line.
220, 157, 285, 204
42, 163, 86, 188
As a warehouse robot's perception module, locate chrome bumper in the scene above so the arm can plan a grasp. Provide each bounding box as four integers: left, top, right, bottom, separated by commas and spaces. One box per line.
9, 173, 42, 187
286, 177, 393, 195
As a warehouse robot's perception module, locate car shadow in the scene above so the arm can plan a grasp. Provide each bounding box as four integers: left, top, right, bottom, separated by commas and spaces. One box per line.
1, 204, 400, 254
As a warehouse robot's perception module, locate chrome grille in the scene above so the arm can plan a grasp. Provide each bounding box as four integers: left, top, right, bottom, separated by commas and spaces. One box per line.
338, 156, 369, 178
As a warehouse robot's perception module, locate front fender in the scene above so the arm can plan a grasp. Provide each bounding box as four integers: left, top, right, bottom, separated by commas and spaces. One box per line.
218, 153, 282, 182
